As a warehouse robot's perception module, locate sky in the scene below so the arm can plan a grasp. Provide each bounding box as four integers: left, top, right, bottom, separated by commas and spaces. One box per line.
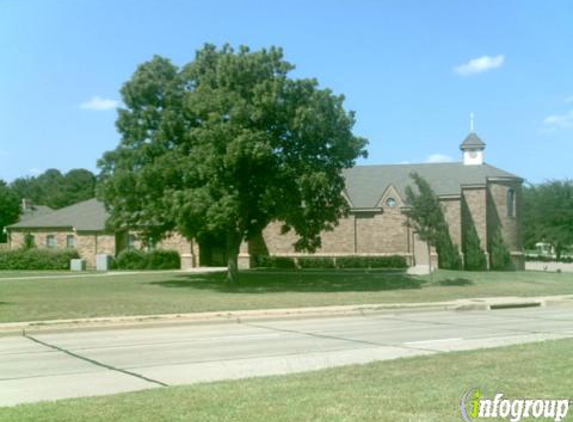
0, 0, 572, 184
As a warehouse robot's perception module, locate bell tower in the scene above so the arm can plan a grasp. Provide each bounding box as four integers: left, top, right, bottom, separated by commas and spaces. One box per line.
460, 113, 485, 165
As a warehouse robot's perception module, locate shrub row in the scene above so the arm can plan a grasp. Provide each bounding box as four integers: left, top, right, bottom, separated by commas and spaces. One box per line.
336, 255, 407, 269
252, 255, 408, 269
0, 248, 80, 270
252, 255, 297, 269
297, 257, 336, 269
114, 249, 181, 270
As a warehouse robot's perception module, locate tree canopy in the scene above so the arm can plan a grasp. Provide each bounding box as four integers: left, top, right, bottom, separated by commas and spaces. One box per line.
524, 180, 573, 258
11, 168, 96, 209
0, 180, 20, 243
97, 44, 368, 282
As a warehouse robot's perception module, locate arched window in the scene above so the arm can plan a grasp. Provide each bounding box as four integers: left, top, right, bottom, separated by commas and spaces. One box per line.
507, 188, 515, 217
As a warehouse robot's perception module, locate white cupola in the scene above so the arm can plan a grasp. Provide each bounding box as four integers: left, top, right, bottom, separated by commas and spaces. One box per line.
460, 132, 486, 165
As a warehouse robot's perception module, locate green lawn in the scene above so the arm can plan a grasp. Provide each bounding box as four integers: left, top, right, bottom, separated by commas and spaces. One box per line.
0, 269, 572, 323
2, 338, 572, 421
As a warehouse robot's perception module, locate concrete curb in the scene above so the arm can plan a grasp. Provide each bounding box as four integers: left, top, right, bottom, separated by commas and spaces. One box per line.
2, 295, 572, 336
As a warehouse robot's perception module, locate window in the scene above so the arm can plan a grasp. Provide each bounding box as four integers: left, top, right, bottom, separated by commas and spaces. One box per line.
66, 235, 76, 248
507, 188, 515, 217
46, 235, 56, 248
385, 197, 397, 208
128, 234, 136, 250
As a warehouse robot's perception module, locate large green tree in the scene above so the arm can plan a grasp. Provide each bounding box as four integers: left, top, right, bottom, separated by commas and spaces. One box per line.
403, 172, 461, 272
524, 180, 573, 259
0, 180, 20, 243
98, 44, 368, 282
11, 168, 96, 209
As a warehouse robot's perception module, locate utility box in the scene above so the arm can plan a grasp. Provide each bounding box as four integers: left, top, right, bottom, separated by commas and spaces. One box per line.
96, 254, 111, 272
71, 259, 86, 271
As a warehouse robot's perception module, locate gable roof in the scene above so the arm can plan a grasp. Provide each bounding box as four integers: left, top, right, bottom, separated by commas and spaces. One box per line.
343, 162, 521, 209
8, 198, 109, 231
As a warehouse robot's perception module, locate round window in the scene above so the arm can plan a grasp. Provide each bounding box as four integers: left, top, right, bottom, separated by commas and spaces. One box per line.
386, 197, 397, 207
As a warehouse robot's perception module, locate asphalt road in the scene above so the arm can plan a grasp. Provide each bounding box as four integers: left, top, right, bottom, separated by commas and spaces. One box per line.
2, 306, 573, 407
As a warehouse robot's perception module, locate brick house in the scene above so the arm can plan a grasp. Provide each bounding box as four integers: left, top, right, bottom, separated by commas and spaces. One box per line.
7, 131, 524, 270
7, 199, 198, 269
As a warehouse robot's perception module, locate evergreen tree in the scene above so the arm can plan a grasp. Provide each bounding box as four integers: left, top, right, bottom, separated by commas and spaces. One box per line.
461, 200, 487, 271
404, 172, 461, 270
489, 228, 512, 270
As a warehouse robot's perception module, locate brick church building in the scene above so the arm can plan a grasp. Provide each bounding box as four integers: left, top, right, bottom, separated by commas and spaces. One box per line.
7, 131, 524, 270
258, 131, 524, 270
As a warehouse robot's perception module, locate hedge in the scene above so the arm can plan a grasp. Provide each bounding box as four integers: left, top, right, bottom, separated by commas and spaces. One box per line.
0, 248, 80, 270
335, 255, 407, 269
252, 254, 407, 269
252, 255, 296, 269
297, 257, 336, 269
114, 249, 181, 270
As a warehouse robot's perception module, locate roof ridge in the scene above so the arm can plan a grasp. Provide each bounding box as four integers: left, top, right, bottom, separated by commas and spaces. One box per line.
349, 162, 464, 169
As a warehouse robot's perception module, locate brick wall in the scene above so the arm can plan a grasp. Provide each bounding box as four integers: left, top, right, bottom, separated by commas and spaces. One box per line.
441, 197, 462, 247
356, 209, 409, 253
76, 233, 115, 268
10, 230, 75, 250
262, 208, 410, 257
462, 187, 488, 249
487, 180, 524, 269
487, 181, 522, 251
8, 230, 114, 268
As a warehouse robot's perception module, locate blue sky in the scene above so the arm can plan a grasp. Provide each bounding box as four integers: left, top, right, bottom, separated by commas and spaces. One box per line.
1, 0, 572, 184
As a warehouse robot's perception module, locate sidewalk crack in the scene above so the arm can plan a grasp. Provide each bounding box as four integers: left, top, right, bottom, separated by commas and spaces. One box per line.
22, 332, 168, 387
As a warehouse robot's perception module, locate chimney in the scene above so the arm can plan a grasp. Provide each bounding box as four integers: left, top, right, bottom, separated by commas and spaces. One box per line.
21, 198, 33, 212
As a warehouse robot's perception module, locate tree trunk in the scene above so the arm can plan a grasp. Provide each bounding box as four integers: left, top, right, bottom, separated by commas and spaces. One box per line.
427, 241, 433, 283
226, 232, 241, 284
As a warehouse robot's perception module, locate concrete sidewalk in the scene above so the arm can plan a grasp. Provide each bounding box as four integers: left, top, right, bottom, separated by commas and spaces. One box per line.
2, 294, 572, 336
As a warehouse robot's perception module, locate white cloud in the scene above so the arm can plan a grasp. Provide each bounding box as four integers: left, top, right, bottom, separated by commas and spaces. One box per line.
80, 96, 119, 111
454, 55, 505, 76
29, 168, 43, 176
543, 110, 573, 129
425, 153, 454, 163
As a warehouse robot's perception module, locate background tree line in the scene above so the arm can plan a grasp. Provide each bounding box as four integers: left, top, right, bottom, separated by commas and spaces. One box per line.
523, 180, 573, 259
0, 169, 96, 242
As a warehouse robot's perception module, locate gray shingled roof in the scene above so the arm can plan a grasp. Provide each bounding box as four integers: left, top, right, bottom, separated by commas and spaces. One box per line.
7, 161, 522, 229
8, 198, 109, 231
20, 205, 54, 222
343, 162, 521, 209
460, 132, 486, 150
